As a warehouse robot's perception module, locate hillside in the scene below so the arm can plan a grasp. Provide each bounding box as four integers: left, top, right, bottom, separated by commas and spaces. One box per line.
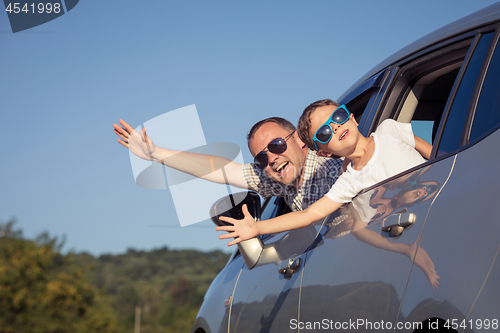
0, 220, 230, 333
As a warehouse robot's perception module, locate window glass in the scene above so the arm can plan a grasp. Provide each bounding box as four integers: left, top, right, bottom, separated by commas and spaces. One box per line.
470, 36, 500, 141
346, 89, 375, 122
411, 121, 433, 144
259, 197, 291, 242
260, 197, 278, 221
340, 69, 389, 131
437, 33, 494, 157
408, 66, 462, 146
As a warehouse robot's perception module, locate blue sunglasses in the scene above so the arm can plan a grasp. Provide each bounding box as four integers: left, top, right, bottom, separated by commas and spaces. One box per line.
406, 174, 439, 205
312, 104, 351, 150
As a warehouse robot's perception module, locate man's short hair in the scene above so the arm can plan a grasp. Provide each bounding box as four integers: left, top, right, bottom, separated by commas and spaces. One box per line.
247, 117, 296, 148
298, 99, 339, 150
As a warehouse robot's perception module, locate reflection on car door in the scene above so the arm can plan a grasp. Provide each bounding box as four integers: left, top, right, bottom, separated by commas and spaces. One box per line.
400, 30, 500, 330
228, 198, 321, 333
298, 159, 453, 331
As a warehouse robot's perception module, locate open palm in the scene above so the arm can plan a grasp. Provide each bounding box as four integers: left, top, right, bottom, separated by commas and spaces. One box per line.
216, 204, 260, 246
113, 119, 156, 161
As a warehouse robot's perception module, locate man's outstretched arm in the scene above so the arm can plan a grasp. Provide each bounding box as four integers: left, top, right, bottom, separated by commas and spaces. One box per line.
113, 119, 249, 188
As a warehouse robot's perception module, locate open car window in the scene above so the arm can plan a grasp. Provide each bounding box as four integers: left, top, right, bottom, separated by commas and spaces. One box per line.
338, 68, 390, 126
380, 38, 474, 153
350, 35, 488, 196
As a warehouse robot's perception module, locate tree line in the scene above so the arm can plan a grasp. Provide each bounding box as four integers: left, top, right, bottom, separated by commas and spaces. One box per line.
0, 220, 230, 333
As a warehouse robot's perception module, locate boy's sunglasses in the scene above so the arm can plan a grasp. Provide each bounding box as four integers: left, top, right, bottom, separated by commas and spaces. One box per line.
254, 131, 295, 170
312, 104, 351, 150
409, 183, 438, 206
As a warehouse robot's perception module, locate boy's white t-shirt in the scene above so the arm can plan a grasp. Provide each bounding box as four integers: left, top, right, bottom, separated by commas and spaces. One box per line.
325, 119, 426, 203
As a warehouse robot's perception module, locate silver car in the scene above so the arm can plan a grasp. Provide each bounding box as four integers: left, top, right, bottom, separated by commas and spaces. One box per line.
192, 3, 500, 332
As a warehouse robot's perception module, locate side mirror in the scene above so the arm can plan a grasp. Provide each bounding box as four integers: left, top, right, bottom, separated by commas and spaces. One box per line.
211, 192, 281, 269
210, 191, 261, 227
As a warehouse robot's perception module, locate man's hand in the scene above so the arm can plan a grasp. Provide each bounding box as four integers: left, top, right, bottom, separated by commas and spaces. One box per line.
216, 204, 260, 246
113, 119, 157, 161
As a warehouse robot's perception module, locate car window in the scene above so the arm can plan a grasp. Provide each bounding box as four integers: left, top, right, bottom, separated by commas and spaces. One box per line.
436, 32, 494, 157
405, 65, 461, 146
258, 197, 279, 242
339, 69, 389, 127
345, 38, 472, 196
259, 197, 292, 241
260, 197, 278, 221
374, 39, 473, 153
469, 34, 500, 142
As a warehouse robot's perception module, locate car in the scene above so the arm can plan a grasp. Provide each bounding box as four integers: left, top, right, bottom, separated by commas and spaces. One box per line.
192, 3, 500, 332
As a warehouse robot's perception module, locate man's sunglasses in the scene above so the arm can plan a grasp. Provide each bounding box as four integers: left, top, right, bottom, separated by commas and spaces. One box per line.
312, 104, 351, 150
254, 131, 295, 170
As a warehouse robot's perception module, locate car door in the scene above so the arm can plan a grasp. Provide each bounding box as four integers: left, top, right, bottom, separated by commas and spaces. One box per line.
400, 29, 500, 331
227, 196, 322, 333
226, 72, 392, 333
298, 29, 486, 332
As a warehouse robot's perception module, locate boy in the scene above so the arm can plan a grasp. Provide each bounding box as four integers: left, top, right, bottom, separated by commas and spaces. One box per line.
216, 99, 432, 247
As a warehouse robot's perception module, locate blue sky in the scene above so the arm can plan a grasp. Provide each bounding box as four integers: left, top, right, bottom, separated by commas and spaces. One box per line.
1, 0, 499, 255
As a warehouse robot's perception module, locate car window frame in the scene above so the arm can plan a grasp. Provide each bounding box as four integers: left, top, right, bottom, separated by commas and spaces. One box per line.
342, 24, 498, 198
371, 38, 474, 151
336, 68, 391, 131
434, 31, 498, 159
462, 25, 500, 150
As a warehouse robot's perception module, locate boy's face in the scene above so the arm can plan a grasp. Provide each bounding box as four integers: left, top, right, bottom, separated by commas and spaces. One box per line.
309, 105, 360, 158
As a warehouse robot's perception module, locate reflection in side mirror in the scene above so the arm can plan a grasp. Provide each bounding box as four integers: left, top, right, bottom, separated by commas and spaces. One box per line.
210, 192, 269, 269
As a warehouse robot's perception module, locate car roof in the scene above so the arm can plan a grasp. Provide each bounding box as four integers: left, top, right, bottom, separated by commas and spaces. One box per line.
338, 2, 500, 101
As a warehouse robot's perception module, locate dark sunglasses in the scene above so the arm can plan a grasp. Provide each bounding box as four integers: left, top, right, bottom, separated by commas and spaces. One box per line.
312, 105, 351, 150
254, 131, 295, 170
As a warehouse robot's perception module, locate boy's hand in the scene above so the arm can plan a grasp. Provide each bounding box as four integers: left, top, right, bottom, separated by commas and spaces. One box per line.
216, 204, 259, 246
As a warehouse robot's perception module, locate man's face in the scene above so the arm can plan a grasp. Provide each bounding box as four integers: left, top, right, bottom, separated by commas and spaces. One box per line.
309, 105, 360, 158
249, 122, 308, 186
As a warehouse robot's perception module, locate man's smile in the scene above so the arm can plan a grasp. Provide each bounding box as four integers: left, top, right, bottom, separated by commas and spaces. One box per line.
273, 161, 290, 175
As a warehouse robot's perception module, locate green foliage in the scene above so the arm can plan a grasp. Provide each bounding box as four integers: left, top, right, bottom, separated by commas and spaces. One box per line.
0, 220, 230, 333
74, 246, 230, 332
0, 220, 119, 333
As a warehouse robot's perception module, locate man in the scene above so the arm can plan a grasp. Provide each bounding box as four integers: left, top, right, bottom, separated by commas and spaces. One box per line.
113, 116, 342, 211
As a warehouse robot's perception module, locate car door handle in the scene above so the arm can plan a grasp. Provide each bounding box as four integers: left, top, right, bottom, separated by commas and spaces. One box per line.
278, 255, 302, 279
381, 213, 416, 238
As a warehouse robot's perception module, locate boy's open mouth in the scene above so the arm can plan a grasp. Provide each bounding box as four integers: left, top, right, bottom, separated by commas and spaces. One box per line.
339, 129, 349, 140
275, 161, 289, 174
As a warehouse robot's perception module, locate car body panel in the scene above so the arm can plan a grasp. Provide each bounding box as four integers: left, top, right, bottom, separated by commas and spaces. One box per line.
191, 257, 244, 333
228, 256, 303, 332
299, 157, 454, 331
399, 127, 500, 331
228, 221, 322, 332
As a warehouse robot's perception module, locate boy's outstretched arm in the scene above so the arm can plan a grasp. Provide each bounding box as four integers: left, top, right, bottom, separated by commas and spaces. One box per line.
217, 196, 342, 246
414, 135, 432, 160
